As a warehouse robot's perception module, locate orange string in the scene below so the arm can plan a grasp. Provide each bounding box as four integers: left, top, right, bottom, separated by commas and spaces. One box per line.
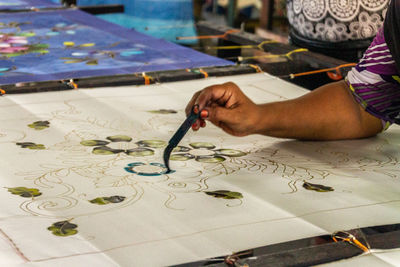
0, 88, 5, 95
332, 231, 369, 253
69, 81, 78, 89
289, 63, 357, 79
142, 72, 152, 85
249, 64, 263, 73
198, 69, 209, 78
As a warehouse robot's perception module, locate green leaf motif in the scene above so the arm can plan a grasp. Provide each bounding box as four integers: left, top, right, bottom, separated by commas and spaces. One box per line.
18, 32, 36, 37
64, 59, 85, 64
16, 142, 45, 150
28, 120, 50, 130
172, 146, 191, 152
106, 135, 132, 142
136, 140, 166, 148
48, 221, 78, 237
86, 59, 98, 65
89, 196, 126, 205
190, 142, 216, 149
170, 153, 194, 161
148, 109, 177, 114
8, 187, 42, 198
80, 140, 110, 146
125, 148, 154, 157
205, 190, 243, 199
196, 155, 225, 163
92, 146, 123, 155
215, 149, 247, 157
303, 181, 334, 192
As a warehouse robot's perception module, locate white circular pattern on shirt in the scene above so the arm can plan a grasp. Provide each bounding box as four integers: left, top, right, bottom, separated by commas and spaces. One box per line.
360, 0, 389, 12
349, 12, 381, 39
315, 18, 348, 41
189, 149, 215, 157
286, 0, 388, 42
303, 0, 327, 21
293, 0, 303, 14
328, 0, 360, 22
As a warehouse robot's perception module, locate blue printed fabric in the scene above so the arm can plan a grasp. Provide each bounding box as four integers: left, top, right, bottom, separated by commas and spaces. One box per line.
0, 9, 232, 85
0, 0, 60, 10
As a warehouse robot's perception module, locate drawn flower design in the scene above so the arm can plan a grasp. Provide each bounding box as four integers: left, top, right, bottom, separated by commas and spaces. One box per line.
80, 135, 166, 156
61, 44, 120, 66
124, 162, 172, 176
61, 42, 104, 65
170, 142, 246, 163
0, 34, 28, 54
0, 21, 31, 30
0, 34, 48, 57
46, 23, 78, 36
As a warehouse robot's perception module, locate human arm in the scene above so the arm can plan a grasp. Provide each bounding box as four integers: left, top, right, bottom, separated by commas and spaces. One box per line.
186, 80, 383, 140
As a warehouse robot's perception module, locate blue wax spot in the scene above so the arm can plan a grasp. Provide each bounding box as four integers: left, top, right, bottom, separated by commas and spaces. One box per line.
120, 50, 144, 57
55, 23, 67, 27
46, 32, 60, 36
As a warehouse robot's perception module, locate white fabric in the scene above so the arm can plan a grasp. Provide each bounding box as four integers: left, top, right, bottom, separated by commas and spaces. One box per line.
0, 73, 400, 266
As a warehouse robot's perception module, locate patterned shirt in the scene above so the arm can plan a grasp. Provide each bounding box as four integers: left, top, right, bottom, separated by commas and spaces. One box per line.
346, 27, 400, 128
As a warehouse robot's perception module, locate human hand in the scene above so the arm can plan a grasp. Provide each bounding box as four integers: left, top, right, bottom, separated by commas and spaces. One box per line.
185, 82, 261, 136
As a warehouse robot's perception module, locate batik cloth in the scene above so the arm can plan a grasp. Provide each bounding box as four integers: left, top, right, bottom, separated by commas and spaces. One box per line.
346, 26, 400, 129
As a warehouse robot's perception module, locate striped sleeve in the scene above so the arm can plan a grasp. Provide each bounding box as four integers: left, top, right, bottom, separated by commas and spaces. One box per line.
346, 27, 400, 128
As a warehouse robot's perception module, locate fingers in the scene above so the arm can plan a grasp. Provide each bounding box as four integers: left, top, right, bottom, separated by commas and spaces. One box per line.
187, 82, 242, 133
200, 109, 209, 119
187, 82, 241, 116
192, 120, 200, 131
191, 119, 206, 131
196, 82, 239, 110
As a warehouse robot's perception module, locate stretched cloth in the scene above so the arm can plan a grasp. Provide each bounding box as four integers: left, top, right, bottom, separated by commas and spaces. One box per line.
1, 73, 400, 265
0, 9, 232, 85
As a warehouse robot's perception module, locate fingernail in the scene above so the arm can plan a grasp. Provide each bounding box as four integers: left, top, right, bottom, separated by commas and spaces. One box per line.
193, 105, 199, 114
200, 121, 206, 128
192, 122, 198, 128
200, 109, 208, 119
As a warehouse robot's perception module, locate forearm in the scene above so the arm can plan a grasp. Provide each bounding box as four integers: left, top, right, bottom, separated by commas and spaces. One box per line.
254, 80, 383, 140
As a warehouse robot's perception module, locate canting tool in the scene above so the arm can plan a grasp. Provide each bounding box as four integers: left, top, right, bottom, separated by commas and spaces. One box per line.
163, 105, 206, 173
